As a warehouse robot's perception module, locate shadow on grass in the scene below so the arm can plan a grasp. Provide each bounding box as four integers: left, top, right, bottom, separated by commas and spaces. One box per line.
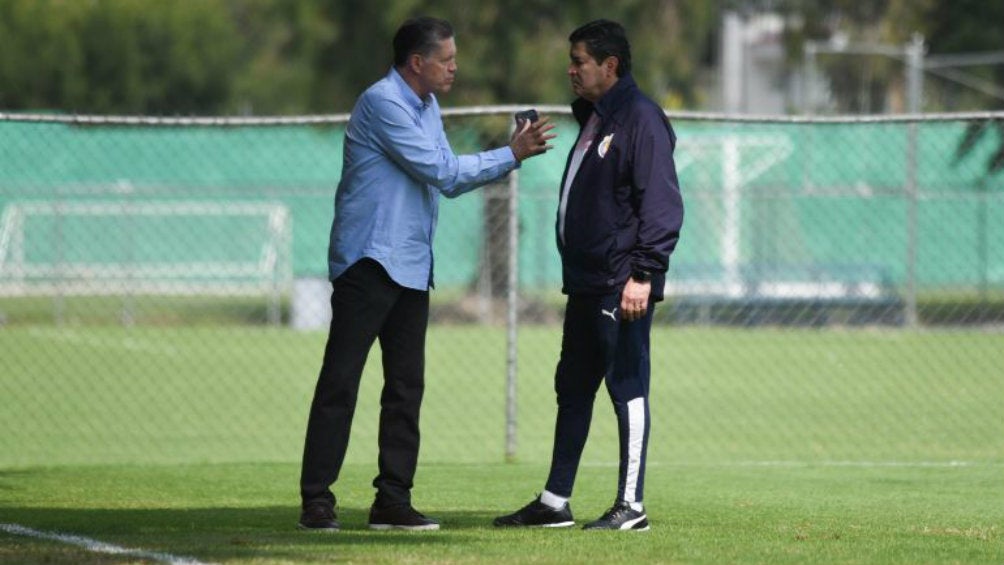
0, 469, 37, 492
1, 505, 509, 562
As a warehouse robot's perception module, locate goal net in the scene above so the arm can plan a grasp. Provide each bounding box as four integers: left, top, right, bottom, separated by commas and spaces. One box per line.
0, 200, 292, 321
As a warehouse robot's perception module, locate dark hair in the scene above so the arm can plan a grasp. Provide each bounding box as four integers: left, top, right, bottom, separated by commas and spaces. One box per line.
568, 19, 631, 77
393, 17, 454, 67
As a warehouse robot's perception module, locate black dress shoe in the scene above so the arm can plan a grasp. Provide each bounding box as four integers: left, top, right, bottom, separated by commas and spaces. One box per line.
298, 502, 339, 532
368, 503, 440, 531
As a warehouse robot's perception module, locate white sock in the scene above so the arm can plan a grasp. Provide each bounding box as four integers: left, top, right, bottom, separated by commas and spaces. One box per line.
540, 490, 568, 510
628, 500, 644, 512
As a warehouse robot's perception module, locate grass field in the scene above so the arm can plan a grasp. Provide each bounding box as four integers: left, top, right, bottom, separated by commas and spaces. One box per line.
1, 324, 1002, 563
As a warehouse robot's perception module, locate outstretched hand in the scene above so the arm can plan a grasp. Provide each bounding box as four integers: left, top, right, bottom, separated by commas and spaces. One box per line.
510, 117, 556, 162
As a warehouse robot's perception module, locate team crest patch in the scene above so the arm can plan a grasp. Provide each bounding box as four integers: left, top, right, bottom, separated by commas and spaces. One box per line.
597, 133, 614, 158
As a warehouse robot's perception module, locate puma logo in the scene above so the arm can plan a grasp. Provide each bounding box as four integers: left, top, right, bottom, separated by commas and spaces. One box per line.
601, 308, 618, 321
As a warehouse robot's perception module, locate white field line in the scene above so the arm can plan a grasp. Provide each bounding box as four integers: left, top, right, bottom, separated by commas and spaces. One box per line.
726, 460, 991, 468
583, 460, 1002, 469
25, 328, 181, 356
0, 523, 213, 565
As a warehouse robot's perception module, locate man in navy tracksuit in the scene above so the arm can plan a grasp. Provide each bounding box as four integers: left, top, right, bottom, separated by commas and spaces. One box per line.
494, 19, 683, 531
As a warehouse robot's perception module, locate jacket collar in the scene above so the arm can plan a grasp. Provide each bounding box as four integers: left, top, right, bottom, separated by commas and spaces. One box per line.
571, 73, 638, 126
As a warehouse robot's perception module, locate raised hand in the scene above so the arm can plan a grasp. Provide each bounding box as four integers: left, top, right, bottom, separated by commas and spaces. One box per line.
510, 116, 557, 162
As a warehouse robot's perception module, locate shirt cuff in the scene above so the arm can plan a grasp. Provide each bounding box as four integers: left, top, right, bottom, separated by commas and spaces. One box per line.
505, 145, 522, 169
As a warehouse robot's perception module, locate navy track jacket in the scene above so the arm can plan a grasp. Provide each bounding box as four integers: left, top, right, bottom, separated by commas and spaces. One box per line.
556, 74, 684, 300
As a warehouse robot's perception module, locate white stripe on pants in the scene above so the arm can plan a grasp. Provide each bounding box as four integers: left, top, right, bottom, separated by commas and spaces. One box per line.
623, 396, 646, 502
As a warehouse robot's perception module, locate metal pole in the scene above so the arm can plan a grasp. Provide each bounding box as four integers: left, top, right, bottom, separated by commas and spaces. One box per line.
478, 205, 492, 324
9, 207, 26, 296
54, 199, 65, 326
904, 33, 924, 327
722, 12, 744, 113
803, 42, 816, 114
722, 136, 742, 297
505, 166, 520, 462
267, 205, 287, 327
121, 196, 136, 327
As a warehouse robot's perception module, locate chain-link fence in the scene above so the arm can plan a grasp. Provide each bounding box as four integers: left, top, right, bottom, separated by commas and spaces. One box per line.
1, 110, 1001, 470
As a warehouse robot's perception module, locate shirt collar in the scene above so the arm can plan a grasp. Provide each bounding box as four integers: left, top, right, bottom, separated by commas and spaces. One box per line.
389, 67, 431, 112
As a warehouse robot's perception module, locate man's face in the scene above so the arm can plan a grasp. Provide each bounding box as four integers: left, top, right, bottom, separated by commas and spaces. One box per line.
417, 37, 457, 96
568, 41, 617, 102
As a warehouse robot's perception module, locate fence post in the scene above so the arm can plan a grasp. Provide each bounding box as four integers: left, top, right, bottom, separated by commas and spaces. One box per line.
505, 167, 519, 462
904, 33, 925, 327
723, 135, 742, 297
120, 195, 136, 327
53, 198, 66, 326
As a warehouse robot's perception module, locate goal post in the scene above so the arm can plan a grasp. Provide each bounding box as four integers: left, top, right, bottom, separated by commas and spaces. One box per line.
0, 200, 293, 325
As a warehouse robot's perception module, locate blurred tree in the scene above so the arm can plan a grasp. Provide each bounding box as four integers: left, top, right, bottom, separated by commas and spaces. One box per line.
772, 0, 1003, 117
0, 0, 89, 111
885, 0, 1004, 173
4, 0, 1000, 119
0, 0, 719, 115
440, 0, 716, 108
228, 0, 345, 114
0, 0, 240, 114
769, 0, 1003, 176
771, 0, 904, 113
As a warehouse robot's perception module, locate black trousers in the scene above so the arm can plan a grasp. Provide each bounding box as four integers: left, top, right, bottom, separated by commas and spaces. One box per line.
544, 292, 654, 503
299, 259, 429, 509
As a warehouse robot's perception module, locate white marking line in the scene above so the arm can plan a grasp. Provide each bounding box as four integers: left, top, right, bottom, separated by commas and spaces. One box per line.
0, 523, 213, 565
731, 460, 986, 468
25, 328, 181, 355
582, 460, 1000, 469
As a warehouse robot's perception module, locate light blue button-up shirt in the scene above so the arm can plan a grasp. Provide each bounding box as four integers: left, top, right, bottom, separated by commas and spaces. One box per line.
328, 68, 519, 290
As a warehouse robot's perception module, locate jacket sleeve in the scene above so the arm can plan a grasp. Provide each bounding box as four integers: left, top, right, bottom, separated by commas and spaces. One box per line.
630, 107, 684, 274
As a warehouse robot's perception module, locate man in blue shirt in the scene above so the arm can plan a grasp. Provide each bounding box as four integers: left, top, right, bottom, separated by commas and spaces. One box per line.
299, 16, 555, 532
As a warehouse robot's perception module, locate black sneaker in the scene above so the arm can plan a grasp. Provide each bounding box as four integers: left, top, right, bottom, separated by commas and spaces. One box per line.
368, 504, 440, 531
298, 502, 340, 532
582, 501, 649, 531
493, 495, 575, 528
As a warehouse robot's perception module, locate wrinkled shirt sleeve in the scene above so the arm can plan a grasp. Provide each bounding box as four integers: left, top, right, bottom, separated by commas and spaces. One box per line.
369, 96, 518, 198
